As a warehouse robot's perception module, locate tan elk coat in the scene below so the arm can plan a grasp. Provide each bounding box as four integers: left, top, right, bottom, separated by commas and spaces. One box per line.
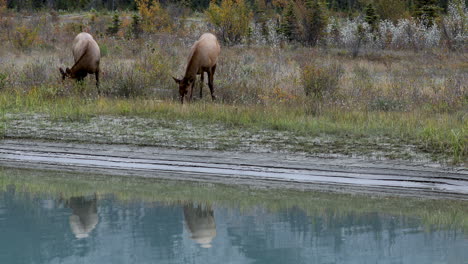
173, 33, 221, 103
60, 32, 101, 94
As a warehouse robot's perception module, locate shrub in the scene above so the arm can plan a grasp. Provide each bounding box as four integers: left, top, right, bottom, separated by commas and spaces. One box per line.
301, 63, 343, 98
324, 16, 444, 51
205, 0, 253, 44
136, 46, 175, 87
250, 19, 284, 47
12, 25, 39, 51
108, 67, 147, 98
214, 52, 265, 104
440, 0, 467, 50
135, 0, 173, 33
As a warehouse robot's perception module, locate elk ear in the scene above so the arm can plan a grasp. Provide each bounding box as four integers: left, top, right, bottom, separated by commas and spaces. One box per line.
172, 77, 181, 84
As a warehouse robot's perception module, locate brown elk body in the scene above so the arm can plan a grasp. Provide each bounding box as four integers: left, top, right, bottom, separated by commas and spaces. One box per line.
59, 32, 101, 94
173, 33, 221, 104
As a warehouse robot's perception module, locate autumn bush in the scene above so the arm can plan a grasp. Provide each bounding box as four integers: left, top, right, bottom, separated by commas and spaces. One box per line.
301, 63, 343, 99
135, 0, 173, 33
205, 0, 252, 44
11, 25, 39, 51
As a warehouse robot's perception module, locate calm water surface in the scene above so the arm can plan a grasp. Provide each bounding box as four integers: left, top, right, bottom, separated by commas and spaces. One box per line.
0, 169, 467, 264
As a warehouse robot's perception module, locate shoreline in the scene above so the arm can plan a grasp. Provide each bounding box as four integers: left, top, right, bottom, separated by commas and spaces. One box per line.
1, 139, 467, 200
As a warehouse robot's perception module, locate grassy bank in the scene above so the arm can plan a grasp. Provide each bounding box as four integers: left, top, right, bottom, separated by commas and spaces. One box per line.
1, 167, 467, 232
0, 92, 466, 163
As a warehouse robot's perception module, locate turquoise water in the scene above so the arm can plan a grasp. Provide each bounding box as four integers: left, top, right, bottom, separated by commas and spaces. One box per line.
0, 170, 467, 264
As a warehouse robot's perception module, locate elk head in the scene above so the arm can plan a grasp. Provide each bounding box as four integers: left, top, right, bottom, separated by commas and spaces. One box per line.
59, 67, 72, 81
173, 76, 194, 104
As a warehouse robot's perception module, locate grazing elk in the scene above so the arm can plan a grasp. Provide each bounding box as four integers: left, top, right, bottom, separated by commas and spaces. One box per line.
59, 32, 101, 94
173, 33, 221, 104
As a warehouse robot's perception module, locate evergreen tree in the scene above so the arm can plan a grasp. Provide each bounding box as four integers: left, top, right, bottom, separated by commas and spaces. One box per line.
254, 0, 269, 40
364, 3, 379, 32
280, 2, 297, 41
107, 13, 121, 36
414, 0, 442, 26
131, 14, 142, 39
305, 0, 327, 46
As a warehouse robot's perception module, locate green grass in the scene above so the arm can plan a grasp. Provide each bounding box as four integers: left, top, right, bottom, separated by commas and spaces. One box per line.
1, 167, 467, 232
1, 91, 466, 163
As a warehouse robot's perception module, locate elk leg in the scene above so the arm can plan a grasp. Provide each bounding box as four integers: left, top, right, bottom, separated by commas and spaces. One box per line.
188, 80, 194, 102
200, 72, 204, 99
208, 65, 216, 100
95, 71, 100, 96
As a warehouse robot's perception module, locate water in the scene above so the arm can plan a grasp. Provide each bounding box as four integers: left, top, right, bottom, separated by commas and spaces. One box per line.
0, 168, 467, 264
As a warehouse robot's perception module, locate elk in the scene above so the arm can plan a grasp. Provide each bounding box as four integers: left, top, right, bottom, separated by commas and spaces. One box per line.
173, 33, 221, 104
59, 32, 101, 94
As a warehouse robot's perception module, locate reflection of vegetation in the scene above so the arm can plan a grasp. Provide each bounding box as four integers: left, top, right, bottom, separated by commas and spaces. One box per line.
1, 167, 467, 233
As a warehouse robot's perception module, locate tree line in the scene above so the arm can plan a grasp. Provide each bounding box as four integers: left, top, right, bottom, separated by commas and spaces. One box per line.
5, 0, 454, 15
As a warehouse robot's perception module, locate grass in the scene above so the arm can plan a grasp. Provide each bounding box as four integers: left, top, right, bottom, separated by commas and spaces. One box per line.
1, 167, 467, 232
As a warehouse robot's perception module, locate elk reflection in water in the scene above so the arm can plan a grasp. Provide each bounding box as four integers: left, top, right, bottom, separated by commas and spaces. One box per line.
183, 203, 217, 248
65, 194, 98, 239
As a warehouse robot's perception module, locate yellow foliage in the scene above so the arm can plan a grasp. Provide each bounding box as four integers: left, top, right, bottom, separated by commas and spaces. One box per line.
205, 0, 253, 44
272, 0, 288, 10
0, 0, 6, 12
120, 16, 132, 38
12, 25, 39, 51
135, 0, 172, 33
